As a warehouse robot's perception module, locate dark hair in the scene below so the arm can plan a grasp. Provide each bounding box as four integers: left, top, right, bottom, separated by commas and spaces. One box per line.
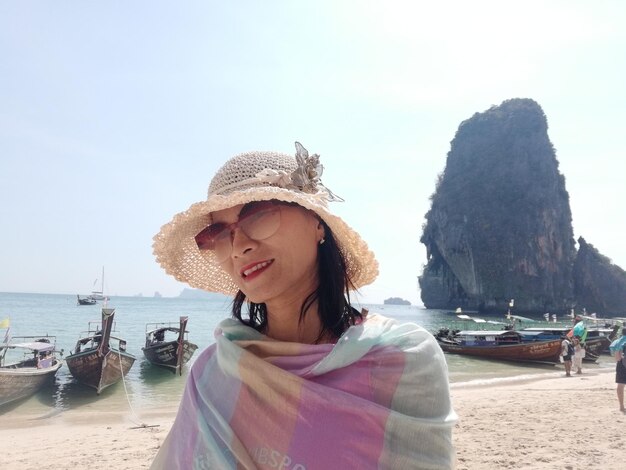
231, 208, 361, 343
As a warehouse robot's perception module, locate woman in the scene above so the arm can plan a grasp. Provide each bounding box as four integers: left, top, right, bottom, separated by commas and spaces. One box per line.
151, 142, 456, 469
609, 328, 626, 412
571, 336, 585, 375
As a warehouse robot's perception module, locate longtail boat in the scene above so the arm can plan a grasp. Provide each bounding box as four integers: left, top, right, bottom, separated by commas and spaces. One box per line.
142, 316, 198, 375
435, 329, 562, 364
0, 336, 63, 407
519, 326, 618, 362
66, 308, 135, 394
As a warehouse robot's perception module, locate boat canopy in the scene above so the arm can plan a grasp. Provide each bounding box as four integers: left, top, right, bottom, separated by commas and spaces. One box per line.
1, 342, 55, 352
456, 314, 508, 325
457, 330, 519, 337
509, 314, 535, 322
147, 326, 181, 335
517, 331, 545, 338
522, 327, 569, 332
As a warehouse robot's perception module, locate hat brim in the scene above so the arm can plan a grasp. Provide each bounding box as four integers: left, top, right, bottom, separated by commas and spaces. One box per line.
153, 186, 378, 295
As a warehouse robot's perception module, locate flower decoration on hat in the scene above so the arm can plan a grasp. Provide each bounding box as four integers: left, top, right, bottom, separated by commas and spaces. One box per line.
292, 142, 343, 202
246, 142, 343, 203
292, 141, 323, 193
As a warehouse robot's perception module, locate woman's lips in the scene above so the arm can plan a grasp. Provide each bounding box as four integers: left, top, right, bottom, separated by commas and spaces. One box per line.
240, 259, 274, 279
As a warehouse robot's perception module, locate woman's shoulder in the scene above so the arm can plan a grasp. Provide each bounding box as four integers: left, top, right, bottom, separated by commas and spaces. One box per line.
311, 312, 439, 376
358, 312, 442, 354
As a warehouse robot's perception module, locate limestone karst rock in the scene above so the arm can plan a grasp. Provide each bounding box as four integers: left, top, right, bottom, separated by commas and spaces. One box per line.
573, 237, 626, 315
419, 98, 577, 313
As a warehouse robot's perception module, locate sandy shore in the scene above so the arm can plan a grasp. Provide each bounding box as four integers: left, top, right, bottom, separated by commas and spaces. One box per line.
0, 405, 178, 469
451, 368, 624, 470
0, 369, 623, 469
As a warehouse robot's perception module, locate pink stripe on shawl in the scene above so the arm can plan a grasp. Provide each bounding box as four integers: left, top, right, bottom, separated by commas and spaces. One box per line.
228, 343, 405, 467
228, 344, 305, 463
287, 346, 406, 467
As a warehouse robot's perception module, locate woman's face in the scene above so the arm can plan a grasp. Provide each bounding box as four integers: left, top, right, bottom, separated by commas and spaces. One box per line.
211, 202, 325, 305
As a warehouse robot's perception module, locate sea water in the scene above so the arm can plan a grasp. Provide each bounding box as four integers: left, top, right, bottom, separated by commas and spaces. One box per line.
0, 292, 614, 417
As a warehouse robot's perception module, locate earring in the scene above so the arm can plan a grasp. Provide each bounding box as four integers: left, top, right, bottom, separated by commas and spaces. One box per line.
319, 238, 325, 245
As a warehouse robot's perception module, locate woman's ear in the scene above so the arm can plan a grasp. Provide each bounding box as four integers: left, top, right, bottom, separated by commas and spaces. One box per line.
316, 220, 326, 244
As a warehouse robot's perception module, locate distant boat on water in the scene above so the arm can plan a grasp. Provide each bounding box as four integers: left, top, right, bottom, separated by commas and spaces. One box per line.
77, 267, 109, 303
88, 266, 109, 301
76, 295, 96, 306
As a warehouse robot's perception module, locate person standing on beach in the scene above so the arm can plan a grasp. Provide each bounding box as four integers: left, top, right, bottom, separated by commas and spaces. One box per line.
150, 142, 456, 469
609, 327, 626, 412
572, 335, 585, 374
560, 336, 573, 376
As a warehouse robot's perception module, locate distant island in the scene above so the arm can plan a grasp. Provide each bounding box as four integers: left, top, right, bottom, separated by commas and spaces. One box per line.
384, 297, 411, 306
178, 288, 230, 301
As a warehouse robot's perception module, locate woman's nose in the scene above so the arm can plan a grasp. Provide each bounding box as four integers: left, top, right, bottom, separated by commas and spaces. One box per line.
230, 227, 256, 257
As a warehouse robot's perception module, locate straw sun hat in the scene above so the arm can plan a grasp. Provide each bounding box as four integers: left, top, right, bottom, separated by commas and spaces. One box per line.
153, 142, 378, 295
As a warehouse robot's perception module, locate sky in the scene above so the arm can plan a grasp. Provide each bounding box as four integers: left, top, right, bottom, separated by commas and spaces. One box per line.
1, 1, 625, 305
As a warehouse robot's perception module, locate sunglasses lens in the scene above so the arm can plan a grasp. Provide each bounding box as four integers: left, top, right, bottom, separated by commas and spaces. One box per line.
239, 206, 281, 241
194, 224, 226, 251
194, 203, 282, 262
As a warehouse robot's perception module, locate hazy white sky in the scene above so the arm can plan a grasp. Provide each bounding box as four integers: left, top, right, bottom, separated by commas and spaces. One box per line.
1, 1, 625, 305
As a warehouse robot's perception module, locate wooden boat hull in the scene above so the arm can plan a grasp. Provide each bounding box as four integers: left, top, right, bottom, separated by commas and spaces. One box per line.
520, 328, 612, 363
437, 338, 562, 363
0, 360, 63, 406
66, 349, 135, 394
142, 341, 198, 374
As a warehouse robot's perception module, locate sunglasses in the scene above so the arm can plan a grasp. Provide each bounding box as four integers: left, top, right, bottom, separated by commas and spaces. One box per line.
195, 201, 282, 262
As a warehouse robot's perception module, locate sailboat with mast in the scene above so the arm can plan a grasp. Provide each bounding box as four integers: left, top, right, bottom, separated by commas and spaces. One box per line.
88, 266, 109, 301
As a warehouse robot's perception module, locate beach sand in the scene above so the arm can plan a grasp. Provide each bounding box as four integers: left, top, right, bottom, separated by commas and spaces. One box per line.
451, 368, 624, 470
0, 369, 623, 469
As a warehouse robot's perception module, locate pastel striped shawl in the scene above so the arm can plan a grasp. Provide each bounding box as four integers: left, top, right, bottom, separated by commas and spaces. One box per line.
151, 313, 456, 469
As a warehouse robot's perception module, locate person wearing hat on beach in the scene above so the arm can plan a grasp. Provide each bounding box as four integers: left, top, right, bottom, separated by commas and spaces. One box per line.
150, 142, 456, 469
609, 327, 626, 412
